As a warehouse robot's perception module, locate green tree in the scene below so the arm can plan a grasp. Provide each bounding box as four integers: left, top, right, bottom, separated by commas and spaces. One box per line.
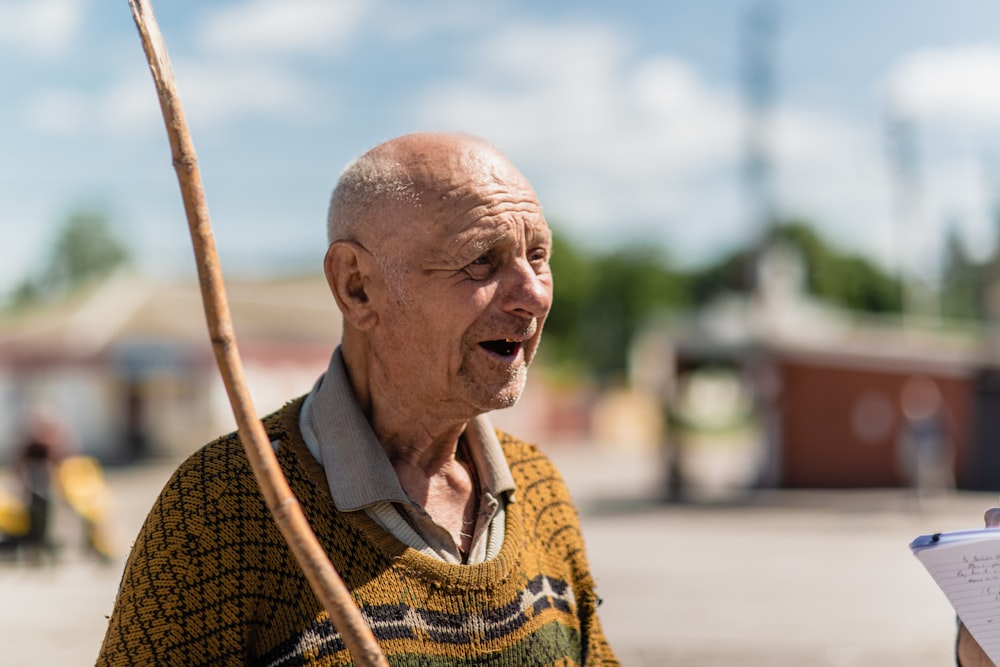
689, 220, 902, 315
543, 229, 686, 381
541, 219, 912, 383
941, 223, 985, 321
542, 231, 596, 372
935, 211, 1000, 324
8, 209, 130, 309
771, 222, 901, 313
686, 245, 757, 304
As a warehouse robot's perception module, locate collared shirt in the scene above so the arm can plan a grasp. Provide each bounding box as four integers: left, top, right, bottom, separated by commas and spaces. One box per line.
299, 347, 516, 564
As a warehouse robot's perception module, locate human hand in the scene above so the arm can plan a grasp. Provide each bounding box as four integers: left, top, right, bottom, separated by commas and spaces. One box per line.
957, 505, 1000, 666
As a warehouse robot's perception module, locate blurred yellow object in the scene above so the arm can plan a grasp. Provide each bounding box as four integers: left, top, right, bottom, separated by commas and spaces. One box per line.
0, 485, 29, 537
57, 455, 118, 559
57, 455, 111, 523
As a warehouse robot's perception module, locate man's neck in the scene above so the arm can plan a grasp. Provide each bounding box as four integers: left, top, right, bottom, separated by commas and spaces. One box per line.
341, 336, 474, 474
340, 338, 481, 555
388, 434, 480, 559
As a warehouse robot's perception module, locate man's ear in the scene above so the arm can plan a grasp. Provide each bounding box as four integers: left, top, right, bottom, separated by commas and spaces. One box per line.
324, 241, 378, 330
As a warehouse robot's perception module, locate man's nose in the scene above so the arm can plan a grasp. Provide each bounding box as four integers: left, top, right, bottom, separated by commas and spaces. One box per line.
501, 258, 552, 319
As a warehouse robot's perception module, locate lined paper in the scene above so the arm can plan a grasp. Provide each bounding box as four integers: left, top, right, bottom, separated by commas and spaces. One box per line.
912, 531, 1000, 663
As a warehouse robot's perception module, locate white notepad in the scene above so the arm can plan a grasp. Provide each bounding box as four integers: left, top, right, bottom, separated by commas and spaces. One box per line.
911, 529, 1000, 663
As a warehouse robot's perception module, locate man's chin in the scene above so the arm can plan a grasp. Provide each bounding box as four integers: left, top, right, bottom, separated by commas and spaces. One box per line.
463, 372, 528, 413
487, 390, 523, 411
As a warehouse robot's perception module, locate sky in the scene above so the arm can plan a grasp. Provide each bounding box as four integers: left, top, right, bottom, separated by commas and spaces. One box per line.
5, 0, 1000, 296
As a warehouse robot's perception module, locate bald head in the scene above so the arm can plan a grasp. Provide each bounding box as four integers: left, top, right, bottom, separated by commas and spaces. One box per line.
326, 132, 535, 249
323, 131, 552, 418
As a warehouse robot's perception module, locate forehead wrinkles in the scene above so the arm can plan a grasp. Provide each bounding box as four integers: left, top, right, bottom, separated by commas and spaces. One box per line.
430, 159, 542, 231
440, 180, 540, 222
375, 137, 546, 257
440, 186, 545, 259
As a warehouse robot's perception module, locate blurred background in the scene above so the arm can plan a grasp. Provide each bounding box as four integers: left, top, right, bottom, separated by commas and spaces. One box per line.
5, 0, 1000, 664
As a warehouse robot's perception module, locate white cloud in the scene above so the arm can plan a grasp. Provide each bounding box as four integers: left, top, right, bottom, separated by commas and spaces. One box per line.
877, 45, 1000, 273
372, 0, 499, 43
142, 60, 320, 128
26, 60, 323, 139
886, 45, 1000, 122
0, 0, 85, 58
98, 75, 161, 136
414, 21, 747, 257
14, 1, 361, 141
196, 0, 371, 56
22, 88, 89, 134
413, 18, 921, 268
772, 108, 896, 261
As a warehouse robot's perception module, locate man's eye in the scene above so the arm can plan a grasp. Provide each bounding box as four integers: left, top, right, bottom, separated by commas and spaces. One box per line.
465, 255, 494, 279
529, 249, 549, 264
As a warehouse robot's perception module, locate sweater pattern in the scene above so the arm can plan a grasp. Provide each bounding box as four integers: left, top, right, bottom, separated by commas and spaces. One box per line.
96, 397, 618, 666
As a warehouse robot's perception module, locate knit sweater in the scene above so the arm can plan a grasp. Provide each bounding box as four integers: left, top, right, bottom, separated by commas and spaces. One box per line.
97, 397, 619, 666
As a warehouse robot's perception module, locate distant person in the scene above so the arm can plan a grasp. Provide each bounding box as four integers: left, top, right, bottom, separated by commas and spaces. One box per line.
11, 407, 70, 561
895, 375, 954, 507
97, 132, 619, 665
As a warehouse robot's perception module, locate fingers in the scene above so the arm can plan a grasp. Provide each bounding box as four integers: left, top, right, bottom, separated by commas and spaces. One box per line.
984, 507, 1000, 528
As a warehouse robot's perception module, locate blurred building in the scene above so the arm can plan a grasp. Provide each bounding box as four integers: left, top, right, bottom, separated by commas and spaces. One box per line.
0, 270, 606, 468
639, 243, 995, 492
0, 271, 340, 463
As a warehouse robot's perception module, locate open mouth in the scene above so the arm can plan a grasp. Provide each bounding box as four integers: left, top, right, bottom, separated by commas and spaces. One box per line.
479, 338, 523, 357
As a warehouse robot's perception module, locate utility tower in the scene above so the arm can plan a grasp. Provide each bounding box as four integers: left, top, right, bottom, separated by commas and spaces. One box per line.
883, 106, 921, 322
741, 1, 779, 290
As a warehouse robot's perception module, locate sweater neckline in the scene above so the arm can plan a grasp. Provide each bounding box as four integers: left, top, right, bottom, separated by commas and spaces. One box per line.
274, 397, 524, 592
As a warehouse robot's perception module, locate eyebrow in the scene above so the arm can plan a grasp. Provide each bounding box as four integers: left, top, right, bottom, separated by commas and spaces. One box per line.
440, 218, 551, 263
443, 231, 503, 261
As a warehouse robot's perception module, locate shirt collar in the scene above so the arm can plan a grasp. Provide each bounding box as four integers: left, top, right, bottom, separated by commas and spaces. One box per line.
300, 347, 516, 512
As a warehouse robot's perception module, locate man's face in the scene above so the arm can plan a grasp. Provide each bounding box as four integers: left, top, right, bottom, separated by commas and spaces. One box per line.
368, 156, 553, 419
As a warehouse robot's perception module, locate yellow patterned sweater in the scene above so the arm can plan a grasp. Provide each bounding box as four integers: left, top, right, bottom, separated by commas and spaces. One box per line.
97, 397, 619, 666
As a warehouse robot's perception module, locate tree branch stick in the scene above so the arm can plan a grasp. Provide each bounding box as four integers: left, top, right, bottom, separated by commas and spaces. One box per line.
126, 2, 387, 665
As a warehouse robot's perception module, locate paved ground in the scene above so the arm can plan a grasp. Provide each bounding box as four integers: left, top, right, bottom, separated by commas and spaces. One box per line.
0, 443, 985, 666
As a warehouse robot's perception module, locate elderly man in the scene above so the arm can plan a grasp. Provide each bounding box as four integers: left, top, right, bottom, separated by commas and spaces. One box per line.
97, 132, 619, 666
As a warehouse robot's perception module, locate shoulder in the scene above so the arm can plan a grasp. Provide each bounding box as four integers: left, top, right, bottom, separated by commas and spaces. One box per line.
495, 430, 593, 577
164, 397, 309, 511
495, 429, 575, 506
496, 430, 563, 480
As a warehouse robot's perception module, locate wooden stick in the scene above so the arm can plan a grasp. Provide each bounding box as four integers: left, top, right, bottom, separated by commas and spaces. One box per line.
126, 2, 387, 665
